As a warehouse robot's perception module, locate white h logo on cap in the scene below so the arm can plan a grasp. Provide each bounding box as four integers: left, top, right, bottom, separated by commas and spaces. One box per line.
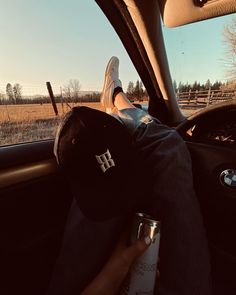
95, 149, 115, 173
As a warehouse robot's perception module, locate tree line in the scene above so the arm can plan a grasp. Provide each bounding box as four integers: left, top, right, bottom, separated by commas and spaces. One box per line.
126, 80, 147, 101
0, 80, 100, 105
0, 79, 147, 105
173, 80, 229, 93
0, 92, 101, 105
1, 78, 235, 105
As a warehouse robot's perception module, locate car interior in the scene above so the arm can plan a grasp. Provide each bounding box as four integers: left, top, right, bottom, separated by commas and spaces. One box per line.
0, 0, 236, 294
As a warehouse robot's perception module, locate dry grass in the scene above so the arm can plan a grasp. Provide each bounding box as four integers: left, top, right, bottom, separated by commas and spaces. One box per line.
0, 102, 201, 146
0, 102, 103, 122
0, 102, 104, 146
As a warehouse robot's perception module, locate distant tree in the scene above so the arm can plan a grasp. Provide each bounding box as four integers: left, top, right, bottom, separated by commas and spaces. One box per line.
187, 82, 191, 92
13, 83, 22, 103
212, 80, 223, 90
139, 80, 144, 100
133, 80, 144, 101
205, 79, 211, 90
69, 79, 81, 101
126, 81, 135, 100
199, 82, 205, 91
63, 79, 81, 102
6, 83, 14, 104
192, 81, 200, 91
178, 81, 183, 92
182, 82, 191, 92
126, 80, 145, 101
63, 85, 72, 101
134, 80, 140, 99
80, 92, 100, 102
223, 18, 236, 80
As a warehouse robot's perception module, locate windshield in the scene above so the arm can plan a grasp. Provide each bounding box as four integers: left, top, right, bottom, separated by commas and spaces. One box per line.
163, 14, 236, 117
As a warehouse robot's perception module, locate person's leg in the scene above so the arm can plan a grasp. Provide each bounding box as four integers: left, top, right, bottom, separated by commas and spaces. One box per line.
126, 118, 211, 295
101, 57, 211, 295
113, 92, 135, 110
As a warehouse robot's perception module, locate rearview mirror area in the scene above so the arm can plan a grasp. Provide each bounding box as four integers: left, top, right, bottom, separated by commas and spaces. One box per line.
158, 0, 236, 28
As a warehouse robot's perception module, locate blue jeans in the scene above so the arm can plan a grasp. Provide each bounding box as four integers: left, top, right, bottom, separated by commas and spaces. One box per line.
47, 108, 211, 295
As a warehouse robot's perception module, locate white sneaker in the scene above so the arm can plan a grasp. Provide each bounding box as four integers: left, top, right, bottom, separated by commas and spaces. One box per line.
100, 56, 122, 113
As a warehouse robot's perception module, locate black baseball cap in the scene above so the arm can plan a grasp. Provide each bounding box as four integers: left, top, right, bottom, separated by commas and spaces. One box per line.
54, 106, 144, 221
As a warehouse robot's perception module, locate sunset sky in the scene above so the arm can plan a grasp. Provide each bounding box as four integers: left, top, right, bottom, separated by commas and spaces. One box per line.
0, 0, 235, 95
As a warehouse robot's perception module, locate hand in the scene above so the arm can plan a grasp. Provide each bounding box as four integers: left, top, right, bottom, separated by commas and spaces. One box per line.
81, 232, 151, 295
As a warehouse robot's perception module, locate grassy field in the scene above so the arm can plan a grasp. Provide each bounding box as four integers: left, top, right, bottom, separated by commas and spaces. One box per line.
0, 102, 103, 122
0, 102, 198, 146
0, 102, 104, 146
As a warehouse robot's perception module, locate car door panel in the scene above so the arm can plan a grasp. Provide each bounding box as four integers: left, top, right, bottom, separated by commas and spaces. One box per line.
0, 141, 73, 295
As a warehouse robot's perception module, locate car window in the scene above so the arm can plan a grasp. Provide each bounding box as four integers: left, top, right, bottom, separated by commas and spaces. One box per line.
163, 14, 236, 117
0, 0, 144, 147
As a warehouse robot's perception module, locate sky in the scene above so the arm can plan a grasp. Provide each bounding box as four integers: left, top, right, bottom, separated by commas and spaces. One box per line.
163, 14, 236, 86
0, 0, 235, 96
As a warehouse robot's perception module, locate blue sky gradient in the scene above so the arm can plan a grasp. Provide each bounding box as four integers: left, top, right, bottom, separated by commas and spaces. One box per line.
0, 0, 139, 94
0, 0, 235, 95
163, 14, 235, 85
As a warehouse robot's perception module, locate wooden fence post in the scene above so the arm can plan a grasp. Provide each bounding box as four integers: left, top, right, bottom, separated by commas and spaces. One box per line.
195, 90, 198, 105
46, 82, 58, 116
207, 87, 211, 107
210, 90, 214, 104
188, 89, 191, 104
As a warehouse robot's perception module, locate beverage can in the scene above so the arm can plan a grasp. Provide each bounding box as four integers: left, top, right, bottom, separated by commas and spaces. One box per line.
121, 213, 161, 295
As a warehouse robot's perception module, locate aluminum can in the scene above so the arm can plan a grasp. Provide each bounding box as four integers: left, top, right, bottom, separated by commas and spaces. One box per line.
121, 213, 161, 295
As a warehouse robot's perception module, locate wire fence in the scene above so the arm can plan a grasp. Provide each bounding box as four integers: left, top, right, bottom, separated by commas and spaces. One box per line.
0, 82, 101, 122
0, 84, 59, 98
177, 88, 236, 109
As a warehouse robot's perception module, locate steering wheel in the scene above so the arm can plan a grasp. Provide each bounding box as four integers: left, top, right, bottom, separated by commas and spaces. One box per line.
177, 99, 236, 142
